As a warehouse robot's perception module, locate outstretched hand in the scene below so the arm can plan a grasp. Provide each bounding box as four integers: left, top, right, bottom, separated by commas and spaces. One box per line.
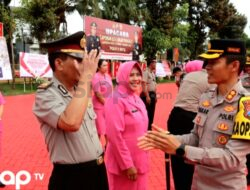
137, 124, 181, 155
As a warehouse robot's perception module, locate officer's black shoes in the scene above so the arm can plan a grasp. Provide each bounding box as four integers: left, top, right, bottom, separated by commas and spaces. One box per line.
0, 180, 5, 188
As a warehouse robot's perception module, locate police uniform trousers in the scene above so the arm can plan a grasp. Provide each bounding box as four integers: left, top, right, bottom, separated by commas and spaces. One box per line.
167, 107, 196, 190
140, 91, 156, 130
48, 160, 109, 190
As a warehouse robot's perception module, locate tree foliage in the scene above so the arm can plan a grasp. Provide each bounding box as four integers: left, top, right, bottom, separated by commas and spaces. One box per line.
13, 0, 76, 42
2, 0, 250, 60
185, 0, 247, 59
0, 0, 15, 40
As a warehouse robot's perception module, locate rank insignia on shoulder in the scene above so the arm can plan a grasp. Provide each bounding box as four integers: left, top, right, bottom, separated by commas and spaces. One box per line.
37, 81, 53, 89
231, 96, 250, 140
202, 100, 210, 107
226, 90, 237, 101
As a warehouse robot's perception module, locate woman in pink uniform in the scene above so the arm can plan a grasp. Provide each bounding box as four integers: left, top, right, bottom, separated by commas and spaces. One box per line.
105, 61, 149, 190
92, 60, 113, 139
0, 91, 5, 188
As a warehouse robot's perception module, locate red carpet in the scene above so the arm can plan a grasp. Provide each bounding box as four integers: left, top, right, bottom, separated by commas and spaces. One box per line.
0, 83, 249, 190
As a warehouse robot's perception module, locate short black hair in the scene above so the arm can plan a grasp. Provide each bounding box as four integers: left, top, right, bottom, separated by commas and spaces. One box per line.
147, 59, 156, 67
48, 53, 68, 72
172, 67, 182, 75
98, 59, 106, 68
225, 55, 246, 75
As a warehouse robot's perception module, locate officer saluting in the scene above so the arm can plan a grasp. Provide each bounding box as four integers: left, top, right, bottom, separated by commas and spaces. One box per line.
138, 39, 250, 190
33, 31, 108, 190
86, 22, 101, 54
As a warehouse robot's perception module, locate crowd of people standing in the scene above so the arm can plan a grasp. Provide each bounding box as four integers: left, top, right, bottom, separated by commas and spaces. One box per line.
1, 30, 250, 190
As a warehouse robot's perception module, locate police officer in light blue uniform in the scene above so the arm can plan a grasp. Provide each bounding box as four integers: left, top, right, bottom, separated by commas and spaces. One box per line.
138, 39, 250, 190
33, 31, 108, 190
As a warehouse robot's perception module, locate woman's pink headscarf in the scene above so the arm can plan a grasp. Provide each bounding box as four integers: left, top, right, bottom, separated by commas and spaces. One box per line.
185, 60, 204, 73
116, 61, 142, 93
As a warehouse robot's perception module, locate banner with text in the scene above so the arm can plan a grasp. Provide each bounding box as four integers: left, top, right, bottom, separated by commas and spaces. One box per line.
19, 52, 53, 78
0, 22, 3, 37
0, 37, 13, 80
84, 16, 142, 60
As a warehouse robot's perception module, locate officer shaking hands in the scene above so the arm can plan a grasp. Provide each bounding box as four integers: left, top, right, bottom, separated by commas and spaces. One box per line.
33, 31, 108, 190
138, 39, 250, 190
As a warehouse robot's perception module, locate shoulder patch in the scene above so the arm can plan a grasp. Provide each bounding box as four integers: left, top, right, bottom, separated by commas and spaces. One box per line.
37, 82, 53, 89
231, 96, 250, 140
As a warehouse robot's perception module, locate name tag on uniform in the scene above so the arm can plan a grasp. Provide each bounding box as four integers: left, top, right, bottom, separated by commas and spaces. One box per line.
132, 109, 138, 113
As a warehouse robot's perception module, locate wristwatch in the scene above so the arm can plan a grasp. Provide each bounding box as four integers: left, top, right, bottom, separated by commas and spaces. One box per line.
176, 144, 186, 157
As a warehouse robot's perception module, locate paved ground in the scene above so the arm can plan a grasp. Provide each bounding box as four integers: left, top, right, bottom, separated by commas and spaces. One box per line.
0, 82, 249, 190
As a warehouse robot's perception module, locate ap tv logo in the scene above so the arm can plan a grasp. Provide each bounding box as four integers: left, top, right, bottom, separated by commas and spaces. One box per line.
0, 170, 44, 190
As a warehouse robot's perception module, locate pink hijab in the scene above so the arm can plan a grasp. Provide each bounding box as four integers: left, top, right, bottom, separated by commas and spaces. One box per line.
185, 60, 204, 73
116, 61, 142, 94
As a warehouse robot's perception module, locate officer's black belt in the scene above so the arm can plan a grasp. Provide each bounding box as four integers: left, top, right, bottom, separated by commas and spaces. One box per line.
53, 153, 104, 169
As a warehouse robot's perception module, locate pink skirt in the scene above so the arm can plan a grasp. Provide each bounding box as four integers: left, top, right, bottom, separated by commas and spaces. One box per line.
108, 172, 147, 190
94, 108, 106, 135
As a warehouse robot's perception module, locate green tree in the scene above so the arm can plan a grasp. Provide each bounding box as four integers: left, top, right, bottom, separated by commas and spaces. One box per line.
14, 0, 77, 42
185, 0, 247, 59
217, 14, 247, 39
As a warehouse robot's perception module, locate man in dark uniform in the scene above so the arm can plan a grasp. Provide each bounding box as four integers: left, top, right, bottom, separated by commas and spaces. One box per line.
86, 22, 101, 54
132, 31, 141, 61
141, 59, 157, 130
33, 31, 108, 190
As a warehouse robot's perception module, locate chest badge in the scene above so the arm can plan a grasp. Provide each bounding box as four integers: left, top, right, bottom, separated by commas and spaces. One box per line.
223, 105, 235, 112
217, 123, 229, 131
202, 100, 210, 107
217, 135, 228, 145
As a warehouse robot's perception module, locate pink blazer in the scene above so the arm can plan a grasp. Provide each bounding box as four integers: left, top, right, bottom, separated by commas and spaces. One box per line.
105, 92, 148, 175
105, 60, 149, 176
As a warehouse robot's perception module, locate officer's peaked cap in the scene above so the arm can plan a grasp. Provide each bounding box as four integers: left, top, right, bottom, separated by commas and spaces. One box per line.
40, 31, 86, 59
199, 39, 246, 60
91, 22, 97, 27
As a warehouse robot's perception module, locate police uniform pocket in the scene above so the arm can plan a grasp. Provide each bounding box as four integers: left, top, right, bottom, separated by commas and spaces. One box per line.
194, 114, 207, 138
193, 114, 207, 127
212, 121, 234, 148
87, 108, 97, 120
